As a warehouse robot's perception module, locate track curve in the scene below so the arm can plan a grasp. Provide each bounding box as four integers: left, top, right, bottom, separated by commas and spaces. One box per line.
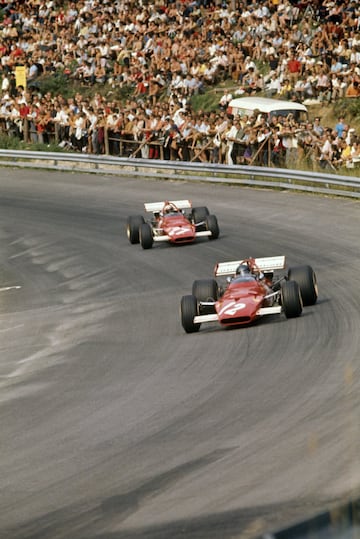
0, 169, 359, 539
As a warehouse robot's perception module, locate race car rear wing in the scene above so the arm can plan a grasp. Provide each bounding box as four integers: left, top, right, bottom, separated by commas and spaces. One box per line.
144, 200, 192, 213
214, 256, 286, 277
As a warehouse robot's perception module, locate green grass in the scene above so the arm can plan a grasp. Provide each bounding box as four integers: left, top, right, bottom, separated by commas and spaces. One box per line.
0, 133, 69, 152
190, 90, 221, 112
332, 98, 360, 123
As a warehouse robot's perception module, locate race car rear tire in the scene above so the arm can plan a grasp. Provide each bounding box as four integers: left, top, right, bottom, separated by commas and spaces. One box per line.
181, 295, 200, 333
127, 215, 145, 244
281, 280, 303, 318
192, 279, 218, 302
140, 223, 154, 249
288, 265, 318, 306
206, 214, 220, 240
192, 206, 209, 230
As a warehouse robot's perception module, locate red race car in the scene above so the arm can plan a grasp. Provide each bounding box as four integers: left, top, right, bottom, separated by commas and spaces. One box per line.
180, 256, 318, 333
126, 200, 219, 249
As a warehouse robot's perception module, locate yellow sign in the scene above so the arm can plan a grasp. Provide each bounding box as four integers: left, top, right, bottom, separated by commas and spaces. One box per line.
15, 65, 27, 90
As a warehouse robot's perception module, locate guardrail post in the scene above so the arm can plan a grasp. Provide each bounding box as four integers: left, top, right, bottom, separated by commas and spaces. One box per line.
23, 118, 29, 143
104, 128, 109, 155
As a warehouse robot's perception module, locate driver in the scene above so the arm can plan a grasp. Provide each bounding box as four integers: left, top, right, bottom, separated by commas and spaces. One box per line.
162, 202, 178, 215
233, 259, 273, 296
235, 259, 265, 281
235, 263, 252, 277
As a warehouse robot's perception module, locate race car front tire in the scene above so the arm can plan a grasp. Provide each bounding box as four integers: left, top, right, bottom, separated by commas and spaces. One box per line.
288, 265, 318, 306
192, 206, 209, 230
281, 280, 303, 318
192, 279, 218, 304
206, 214, 220, 240
192, 206, 209, 220
127, 215, 145, 244
140, 223, 154, 249
181, 295, 200, 333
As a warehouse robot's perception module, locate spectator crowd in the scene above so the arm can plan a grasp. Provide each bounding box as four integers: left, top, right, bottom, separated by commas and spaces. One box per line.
0, 0, 359, 170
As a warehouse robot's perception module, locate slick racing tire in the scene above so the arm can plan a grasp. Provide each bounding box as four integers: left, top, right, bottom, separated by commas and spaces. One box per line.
192, 206, 209, 221
192, 279, 218, 303
181, 295, 200, 333
281, 280, 303, 318
140, 222, 154, 249
192, 206, 209, 230
127, 215, 145, 244
288, 265, 318, 306
206, 214, 220, 240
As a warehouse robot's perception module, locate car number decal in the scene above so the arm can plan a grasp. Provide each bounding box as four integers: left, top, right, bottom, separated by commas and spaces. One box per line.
173, 228, 191, 235
219, 301, 246, 316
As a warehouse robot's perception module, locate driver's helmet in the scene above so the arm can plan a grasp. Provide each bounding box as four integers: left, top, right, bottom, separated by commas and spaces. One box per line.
236, 263, 251, 277
164, 203, 175, 214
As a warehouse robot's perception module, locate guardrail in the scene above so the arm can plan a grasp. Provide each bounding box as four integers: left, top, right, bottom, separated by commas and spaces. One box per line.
0, 149, 359, 198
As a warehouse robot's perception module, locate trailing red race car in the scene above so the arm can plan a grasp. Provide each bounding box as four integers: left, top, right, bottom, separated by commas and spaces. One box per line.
126, 200, 220, 249
180, 256, 318, 333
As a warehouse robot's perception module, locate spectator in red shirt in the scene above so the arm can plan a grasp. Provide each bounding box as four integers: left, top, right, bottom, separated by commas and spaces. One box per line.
287, 51, 302, 85
19, 101, 30, 119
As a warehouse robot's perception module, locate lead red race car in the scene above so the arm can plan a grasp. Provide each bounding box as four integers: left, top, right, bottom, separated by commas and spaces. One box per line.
180, 256, 318, 333
126, 200, 220, 249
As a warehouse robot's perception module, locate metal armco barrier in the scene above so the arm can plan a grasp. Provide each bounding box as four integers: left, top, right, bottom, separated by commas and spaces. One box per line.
0, 149, 359, 199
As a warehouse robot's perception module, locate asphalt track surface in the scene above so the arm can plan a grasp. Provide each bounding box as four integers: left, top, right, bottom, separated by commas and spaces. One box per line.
0, 169, 359, 539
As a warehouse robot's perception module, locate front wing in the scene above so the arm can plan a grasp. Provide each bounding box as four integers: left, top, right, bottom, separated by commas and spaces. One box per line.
194, 305, 282, 324
153, 230, 211, 242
